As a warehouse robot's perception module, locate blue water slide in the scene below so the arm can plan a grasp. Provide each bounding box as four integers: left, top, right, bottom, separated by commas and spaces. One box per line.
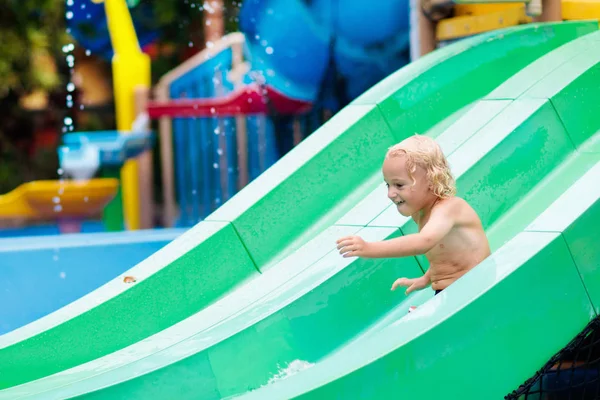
239, 0, 410, 107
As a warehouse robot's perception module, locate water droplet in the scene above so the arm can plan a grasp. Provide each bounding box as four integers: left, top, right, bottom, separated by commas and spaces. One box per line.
66, 11, 74, 19
52, 196, 61, 204
214, 127, 220, 134
206, 41, 214, 48
247, 98, 253, 103
67, 82, 75, 92
213, 163, 219, 169
267, 69, 276, 77
261, 40, 268, 47
54, 205, 63, 212
59, 271, 66, 278
62, 45, 70, 53
210, 107, 216, 114
217, 148, 223, 156
80, 104, 85, 110
58, 188, 64, 195
54, 255, 59, 262
67, 0, 74, 5
188, 41, 193, 47
86, 13, 91, 19
57, 168, 64, 175
85, 49, 91, 56
62, 127, 68, 133
192, 190, 197, 195
64, 117, 73, 126
68, 44, 75, 51
266, 47, 274, 55
255, 34, 260, 40
81, 3, 86, 8
205, 20, 211, 25
84, 197, 89, 202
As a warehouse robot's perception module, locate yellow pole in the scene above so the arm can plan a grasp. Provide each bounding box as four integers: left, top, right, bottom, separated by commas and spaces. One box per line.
92, 0, 150, 230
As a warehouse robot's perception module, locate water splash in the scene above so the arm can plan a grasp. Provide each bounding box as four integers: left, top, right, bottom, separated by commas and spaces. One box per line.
266, 360, 314, 385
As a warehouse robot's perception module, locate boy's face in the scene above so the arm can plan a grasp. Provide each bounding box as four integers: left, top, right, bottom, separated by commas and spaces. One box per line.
382, 156, 432, 217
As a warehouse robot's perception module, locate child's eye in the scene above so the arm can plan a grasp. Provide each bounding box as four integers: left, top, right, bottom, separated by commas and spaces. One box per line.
395, 184, 404, 189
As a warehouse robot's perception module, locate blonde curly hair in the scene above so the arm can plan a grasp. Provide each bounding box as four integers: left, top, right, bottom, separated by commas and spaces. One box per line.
386, 134, 456, 199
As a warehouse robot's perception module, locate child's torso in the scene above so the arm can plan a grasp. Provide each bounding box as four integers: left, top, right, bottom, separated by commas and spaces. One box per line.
417, 199, 491, 291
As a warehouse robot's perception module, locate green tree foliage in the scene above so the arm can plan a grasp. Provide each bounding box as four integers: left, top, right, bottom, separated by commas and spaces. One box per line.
0, 0, 68, 193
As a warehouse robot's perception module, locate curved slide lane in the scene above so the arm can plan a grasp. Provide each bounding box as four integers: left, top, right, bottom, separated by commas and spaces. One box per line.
0, 21, 598, 399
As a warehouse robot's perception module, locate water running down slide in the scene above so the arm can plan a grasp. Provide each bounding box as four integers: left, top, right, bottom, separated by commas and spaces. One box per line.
1, 21, 599, 400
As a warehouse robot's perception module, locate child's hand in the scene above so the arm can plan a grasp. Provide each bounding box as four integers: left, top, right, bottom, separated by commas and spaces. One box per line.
391, 276, 429, 295
336, 235, 371, 258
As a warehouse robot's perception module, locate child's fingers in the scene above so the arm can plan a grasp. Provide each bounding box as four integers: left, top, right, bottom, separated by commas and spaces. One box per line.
391, 278, 409, 291
338, 243, 354, 254
336, 239, 355, 250
405, 283, 417, 295
336, 236, 353, 244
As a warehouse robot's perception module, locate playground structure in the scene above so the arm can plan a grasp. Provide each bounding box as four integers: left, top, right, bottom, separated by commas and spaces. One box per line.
1, 14, 600, 399
3, 0, 597, 233
0, 179, 118, 234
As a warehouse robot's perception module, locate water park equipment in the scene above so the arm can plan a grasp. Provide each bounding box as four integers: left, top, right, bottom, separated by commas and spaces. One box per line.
0, 179, 118, 234
1, 20, 599, 399
58, 127, 154, 230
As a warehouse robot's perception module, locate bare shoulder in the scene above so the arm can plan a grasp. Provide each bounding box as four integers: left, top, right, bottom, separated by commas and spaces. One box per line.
435, 196, 482, 224
433, 196, 468, 213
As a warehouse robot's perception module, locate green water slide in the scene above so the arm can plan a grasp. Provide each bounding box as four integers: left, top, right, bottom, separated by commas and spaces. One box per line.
1, 20, 600, 400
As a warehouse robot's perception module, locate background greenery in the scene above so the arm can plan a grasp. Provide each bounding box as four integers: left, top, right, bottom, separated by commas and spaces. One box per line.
0, 0, 240, 193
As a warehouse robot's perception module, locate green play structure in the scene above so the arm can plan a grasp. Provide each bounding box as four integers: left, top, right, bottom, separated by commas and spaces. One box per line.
1, 20, 600, 400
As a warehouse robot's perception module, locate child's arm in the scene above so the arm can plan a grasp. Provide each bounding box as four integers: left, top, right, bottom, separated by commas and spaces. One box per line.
336, 202, 455, 258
